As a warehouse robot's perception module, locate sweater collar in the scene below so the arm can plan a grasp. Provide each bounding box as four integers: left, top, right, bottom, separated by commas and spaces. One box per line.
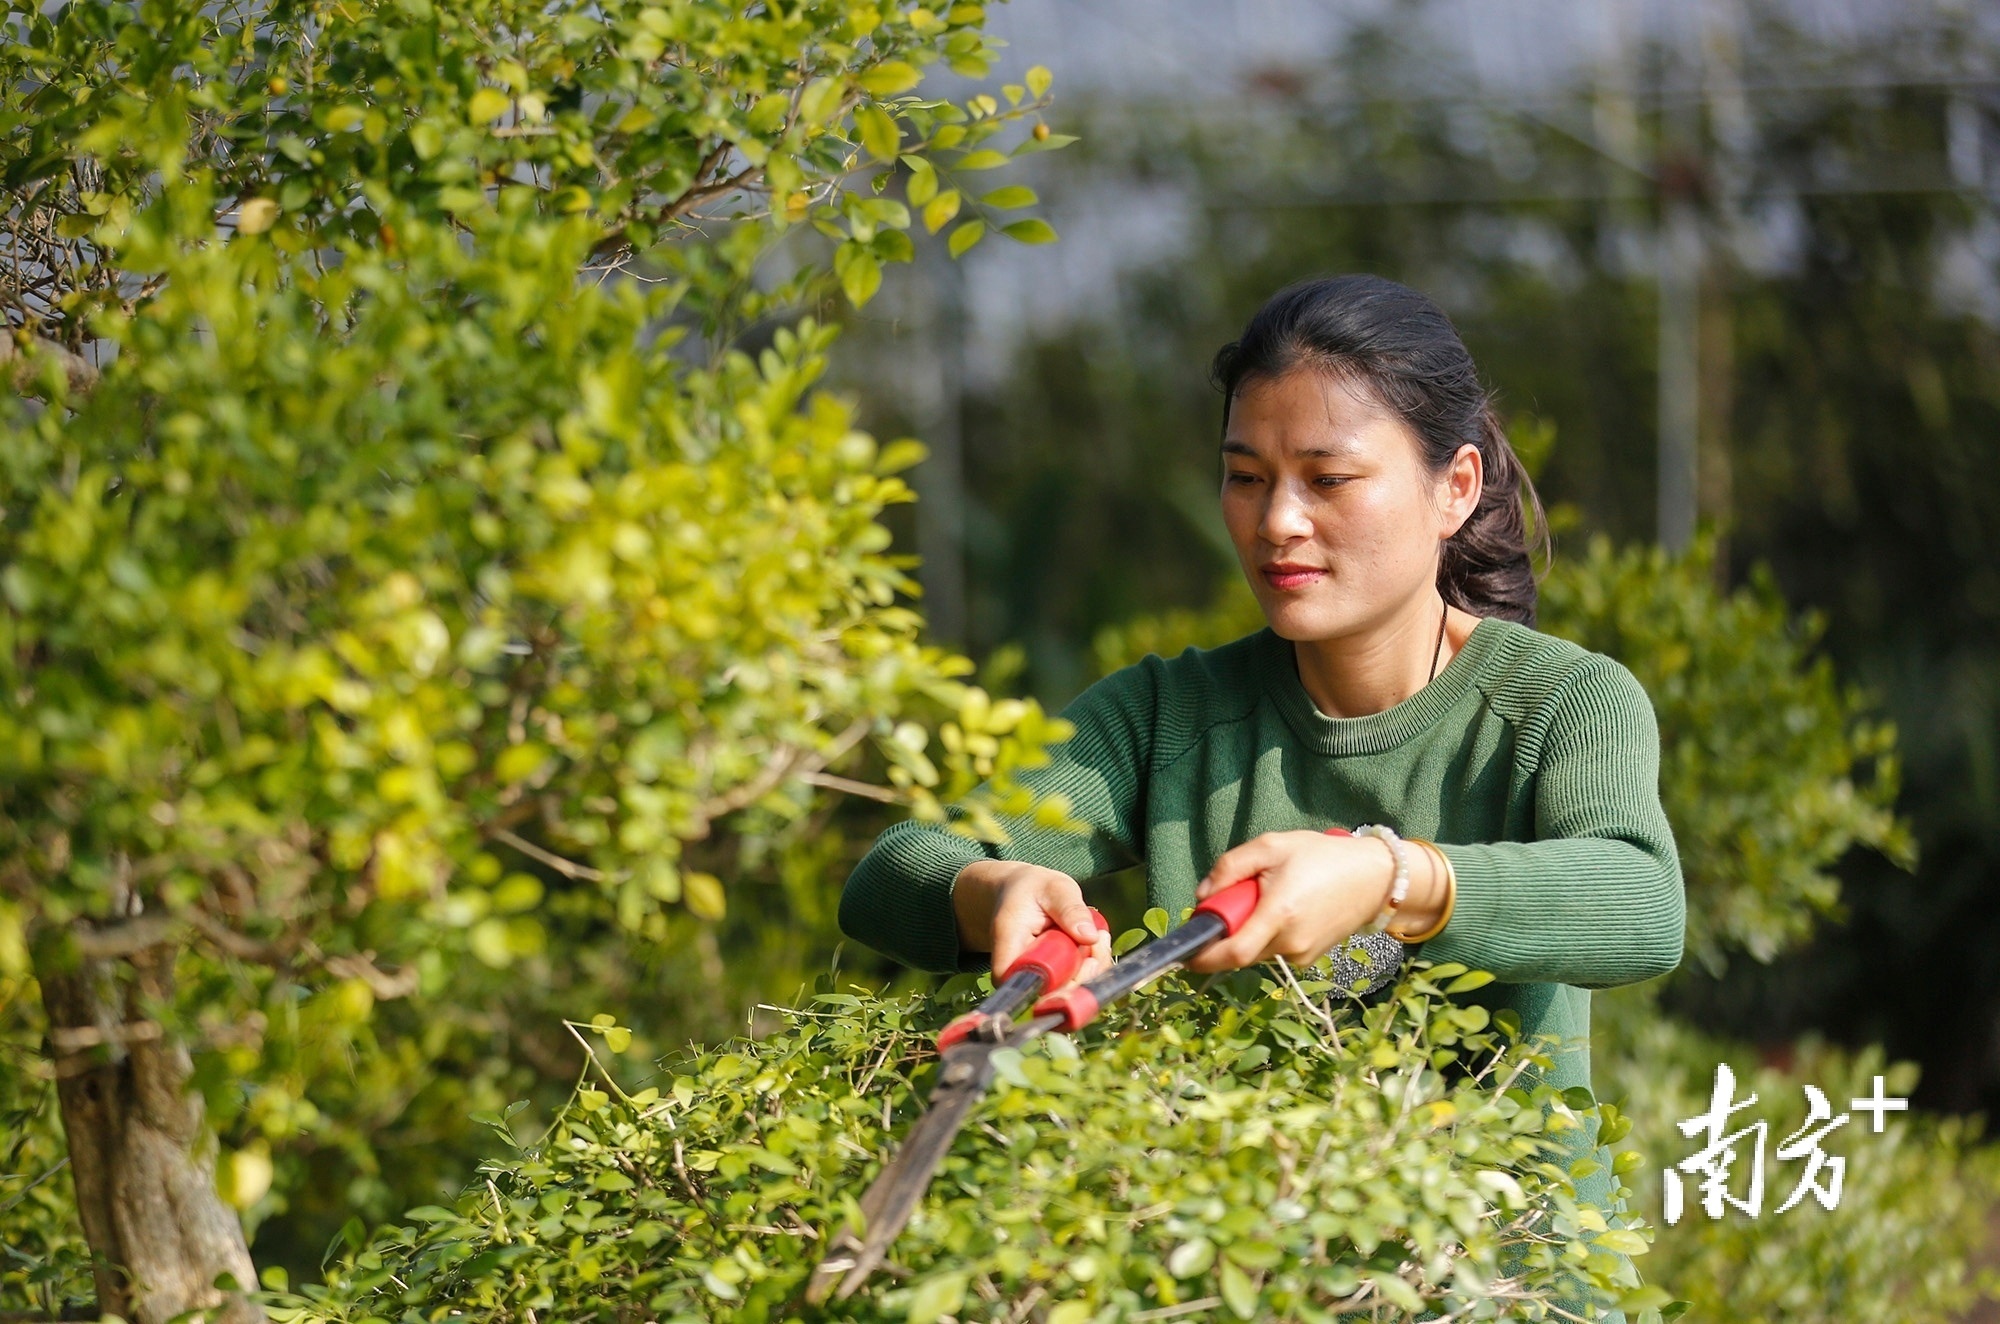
1256, 616, 1507, 757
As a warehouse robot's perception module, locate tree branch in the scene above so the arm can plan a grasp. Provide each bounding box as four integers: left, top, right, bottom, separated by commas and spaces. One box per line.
69, 914, 179, 959
184, 909, 293, 965
0, 333, 99, 396
0, 1157, 70, 1216
798, 771, 900, 804
48, 1021, 163, 1053
319, 950, 421, 1000
489, 826, 606, 882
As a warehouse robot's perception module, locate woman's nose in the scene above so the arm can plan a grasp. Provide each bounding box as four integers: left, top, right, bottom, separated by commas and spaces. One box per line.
1258, 481, 1314, 544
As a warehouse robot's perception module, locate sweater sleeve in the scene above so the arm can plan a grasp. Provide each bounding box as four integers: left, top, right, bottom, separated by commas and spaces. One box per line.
837, 657, 1161, 973
1418, 654, 1686, 989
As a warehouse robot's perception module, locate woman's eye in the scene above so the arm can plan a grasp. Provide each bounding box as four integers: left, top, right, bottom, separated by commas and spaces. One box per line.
1224, 471, 1260, 486
1314, 475, 1352, 489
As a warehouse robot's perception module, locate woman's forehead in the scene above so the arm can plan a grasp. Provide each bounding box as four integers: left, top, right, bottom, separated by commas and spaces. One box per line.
1223, 371, 1401, 459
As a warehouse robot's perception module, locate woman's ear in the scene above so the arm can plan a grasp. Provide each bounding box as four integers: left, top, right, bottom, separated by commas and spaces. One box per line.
1440, 443, 1483, 539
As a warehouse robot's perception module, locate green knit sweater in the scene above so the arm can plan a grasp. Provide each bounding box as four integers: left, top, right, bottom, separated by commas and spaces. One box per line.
840, 617, 1685, 1236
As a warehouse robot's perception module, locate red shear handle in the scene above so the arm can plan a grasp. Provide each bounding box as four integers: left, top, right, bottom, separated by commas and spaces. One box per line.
1003, 906, 1108, 988
1189, 827, 1347, 936
1191, 876, 1261, 936
937, 908, 1108, 1052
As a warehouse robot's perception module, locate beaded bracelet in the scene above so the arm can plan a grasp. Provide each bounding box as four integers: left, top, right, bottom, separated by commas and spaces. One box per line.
1352, 824, 1410, 934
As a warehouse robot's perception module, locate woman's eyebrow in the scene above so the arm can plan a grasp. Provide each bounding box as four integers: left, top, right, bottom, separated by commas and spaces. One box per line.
1221, 438, 1359, 460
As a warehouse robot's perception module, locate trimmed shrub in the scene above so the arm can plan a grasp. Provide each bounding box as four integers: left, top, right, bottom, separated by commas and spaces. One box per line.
276, 957, 1657, 1323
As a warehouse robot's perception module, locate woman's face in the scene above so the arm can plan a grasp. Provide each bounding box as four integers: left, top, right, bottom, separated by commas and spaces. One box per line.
1220, 368, 1480, 642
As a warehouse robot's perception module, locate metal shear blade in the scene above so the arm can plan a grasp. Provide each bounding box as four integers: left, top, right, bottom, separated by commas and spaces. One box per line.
805, 1031, 1012, 1303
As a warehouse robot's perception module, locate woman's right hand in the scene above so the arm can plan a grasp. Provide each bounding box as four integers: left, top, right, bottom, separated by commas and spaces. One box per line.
951, 859, 1113, 990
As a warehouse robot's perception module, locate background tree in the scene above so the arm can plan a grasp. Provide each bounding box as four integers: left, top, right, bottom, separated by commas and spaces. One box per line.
0, 1, 1074, 1317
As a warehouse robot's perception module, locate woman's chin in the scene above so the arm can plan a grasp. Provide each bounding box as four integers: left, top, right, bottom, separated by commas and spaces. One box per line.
1257, 595, 1350, 643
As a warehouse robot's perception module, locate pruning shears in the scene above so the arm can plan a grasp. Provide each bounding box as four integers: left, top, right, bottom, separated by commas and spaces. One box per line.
806, 829, 1410, 1303
804, 873, 1273, 1304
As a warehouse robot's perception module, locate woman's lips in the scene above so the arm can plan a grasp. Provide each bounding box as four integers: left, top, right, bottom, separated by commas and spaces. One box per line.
1261, 564, 1326, 591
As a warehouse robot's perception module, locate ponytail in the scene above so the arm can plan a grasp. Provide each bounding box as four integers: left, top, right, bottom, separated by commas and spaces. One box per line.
1437, 404, 1543, 624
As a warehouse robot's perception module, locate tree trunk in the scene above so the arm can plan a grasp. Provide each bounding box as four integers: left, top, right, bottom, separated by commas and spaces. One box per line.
35, 944, 263, 1324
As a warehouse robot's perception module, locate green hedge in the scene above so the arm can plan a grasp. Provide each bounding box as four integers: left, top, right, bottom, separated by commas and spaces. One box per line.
275, 957, 1657, 1323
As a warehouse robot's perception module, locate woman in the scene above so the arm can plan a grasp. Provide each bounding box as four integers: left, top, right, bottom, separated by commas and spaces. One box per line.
839, 273, 1685, 1222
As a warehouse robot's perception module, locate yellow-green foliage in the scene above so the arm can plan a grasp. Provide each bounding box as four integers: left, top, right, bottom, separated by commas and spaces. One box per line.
276, 958, 1659, 1323
1, 0, 1070, 347
0, 0, 1075, 1265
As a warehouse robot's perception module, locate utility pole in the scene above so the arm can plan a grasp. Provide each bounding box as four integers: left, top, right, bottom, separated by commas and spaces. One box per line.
1655, 0, 1703, 554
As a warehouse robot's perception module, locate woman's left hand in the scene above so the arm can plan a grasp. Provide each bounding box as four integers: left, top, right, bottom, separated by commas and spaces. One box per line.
1183, 829, 1394, 973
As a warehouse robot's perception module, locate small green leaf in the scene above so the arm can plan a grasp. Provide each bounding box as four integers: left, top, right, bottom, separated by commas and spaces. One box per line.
236, 198, 280, 235
1017, 131, 1080, 155
906, 1270, 968, 1324
860, 61, 923, 96
981, 185, 1037, 209
1002, 218, 1057, 244
835, 243, 883, 306
468, 86, 510, 123
876, 438, 929, 473
922, 189, 960, 234
947, 218, 985, 257
1166, 1238, 1214, 1279
684, 872, 726, 920
856, 104, 901, 162
1224, 1239, 1283, 1269
1368, 1273, 1426, 1314
1219, 1258, 1257, 1318
1445, 969, 1496, 993
1594, 1228, 1651, 1256
953, 148, 1010, 170
1618, 1286, 1676, 1313
1143, 907, 1169, 937
874, 229, 915, 263
905, 156, 939, 205
798, 76, 844, 125
1025, 64, 1053, 98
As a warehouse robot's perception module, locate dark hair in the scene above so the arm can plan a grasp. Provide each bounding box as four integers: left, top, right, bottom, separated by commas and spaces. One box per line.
1210, 274, 1545, 625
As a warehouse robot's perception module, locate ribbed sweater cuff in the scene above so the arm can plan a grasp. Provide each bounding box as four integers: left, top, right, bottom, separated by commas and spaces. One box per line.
838, 819, 990, 974
1425, 844, 1508, 964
